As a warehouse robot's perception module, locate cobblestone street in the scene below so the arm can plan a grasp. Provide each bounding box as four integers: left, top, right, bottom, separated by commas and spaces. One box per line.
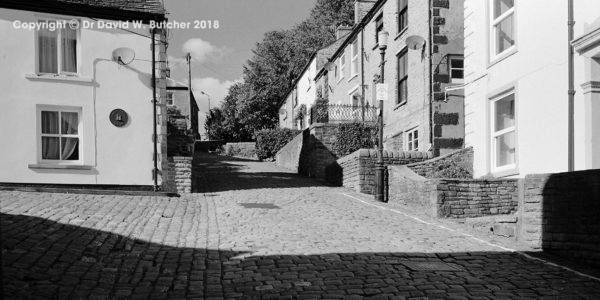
2, 153, 600, 299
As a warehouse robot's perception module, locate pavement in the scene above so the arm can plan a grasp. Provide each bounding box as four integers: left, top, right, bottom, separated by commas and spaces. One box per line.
2, 152, 600, 299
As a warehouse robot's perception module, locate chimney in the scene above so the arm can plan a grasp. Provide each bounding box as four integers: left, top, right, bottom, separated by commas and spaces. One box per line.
335, 25, 352, 40
354, 0, 377, 24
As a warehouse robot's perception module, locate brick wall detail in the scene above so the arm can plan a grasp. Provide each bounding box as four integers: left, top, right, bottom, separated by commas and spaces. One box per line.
408, 147, 473, 178
166, 157, 192, 194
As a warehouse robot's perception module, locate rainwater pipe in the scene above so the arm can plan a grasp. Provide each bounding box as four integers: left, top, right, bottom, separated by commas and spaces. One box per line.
568, 0, 575, 171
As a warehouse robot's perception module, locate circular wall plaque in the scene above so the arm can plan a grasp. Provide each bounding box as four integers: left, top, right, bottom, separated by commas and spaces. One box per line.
109, 109, 129, 127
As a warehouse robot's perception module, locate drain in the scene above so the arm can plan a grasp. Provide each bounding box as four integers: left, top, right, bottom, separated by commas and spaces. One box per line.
239, 203, 280, 209
400, 261, 463, 271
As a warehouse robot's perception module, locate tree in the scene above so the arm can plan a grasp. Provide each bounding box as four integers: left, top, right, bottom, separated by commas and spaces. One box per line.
204, 108, 226, 140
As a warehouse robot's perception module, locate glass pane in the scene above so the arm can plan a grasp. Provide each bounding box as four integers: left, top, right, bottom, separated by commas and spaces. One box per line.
398, 80, 407, 104
413, 130, 418, 139
398, 0, 408, 10
41, 111, 59, 134
398, 53, 407, 77
352, 40, 358, 57
494, 0, 514, 18
496, 131, 515, 167
352, 59, 359, 74
42, 136, 60, 159
496, 14, 514, 54
494, 94, 515, 131
451, 70, 464, 79
61, 27, 77, 73
451, 58, 464, 69
61, 112, 78, 134
38, 26, 58, 73
61, 138, 79, 160
414, 138, 418, 150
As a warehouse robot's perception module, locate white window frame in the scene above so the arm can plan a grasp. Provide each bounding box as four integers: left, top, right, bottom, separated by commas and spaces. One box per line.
490, 90, 517, 173
449, 56, 464, 83
405, 127, 418, 151
338, 53, 346, 82
36, 105, 83, 165
34, 17, 81, 76
166, 92, 174, 106
350, 39, 359, 78
489, 0, 515, 61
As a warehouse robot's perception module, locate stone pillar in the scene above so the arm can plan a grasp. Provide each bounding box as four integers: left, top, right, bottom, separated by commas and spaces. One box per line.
581, 79, 600, 169
156, 28, 170, 190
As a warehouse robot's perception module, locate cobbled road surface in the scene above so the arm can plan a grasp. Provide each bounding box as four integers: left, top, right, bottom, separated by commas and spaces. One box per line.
2, 153, 600, 299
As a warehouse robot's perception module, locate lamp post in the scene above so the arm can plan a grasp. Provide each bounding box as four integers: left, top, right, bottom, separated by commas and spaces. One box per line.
375, 30, 389, 202
201, 91, 211, 112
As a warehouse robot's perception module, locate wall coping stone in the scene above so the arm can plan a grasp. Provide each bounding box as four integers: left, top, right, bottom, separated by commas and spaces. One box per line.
407, 147, 472, 167
337, 148, 433, 164
171, 156, 193, 160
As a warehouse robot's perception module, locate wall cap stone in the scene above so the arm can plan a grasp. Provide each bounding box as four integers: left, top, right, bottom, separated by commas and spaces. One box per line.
337, 148, 433, 164
408, 147, 472, 167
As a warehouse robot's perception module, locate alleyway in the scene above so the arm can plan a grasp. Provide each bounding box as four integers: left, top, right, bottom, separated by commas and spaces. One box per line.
2, 153, 600, 298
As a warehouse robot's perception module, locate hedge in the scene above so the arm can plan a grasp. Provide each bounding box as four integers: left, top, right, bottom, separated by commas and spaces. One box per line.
255, 128, 302, 160
332, 123, 377, 157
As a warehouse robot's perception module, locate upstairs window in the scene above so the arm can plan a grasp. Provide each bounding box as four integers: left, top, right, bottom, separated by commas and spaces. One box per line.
490, 0, 515, 59
37, 20, 78, 74
338, 54, 346, 81
397, 50, 408, 105
405, 127, 418, 151
166, 92, 174, 106
350, 39, 359, 77
449, 56, 464, 83
398, 0, 408, 33
375, 14, 384, 46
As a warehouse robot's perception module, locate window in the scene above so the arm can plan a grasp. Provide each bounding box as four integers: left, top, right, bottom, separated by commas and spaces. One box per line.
375, 14, 384, 45
166, 92, 174, 106
39, 107, 81, 162
334, 64, 339, 81
491, 91, 516, 171
350, 39, 359, 77
449, 56, 464, 83
490, 0, 515, 59
338, 54, 346, 81
37, 20, 78, 74
398, 0, 408, 33
405, 128, 418, 151
397, 50, 408, 105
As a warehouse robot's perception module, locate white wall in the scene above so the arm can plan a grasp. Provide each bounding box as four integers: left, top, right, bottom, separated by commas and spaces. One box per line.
464, 0, 600, 178
296, 58, 317, 129
0, 9, 156, 185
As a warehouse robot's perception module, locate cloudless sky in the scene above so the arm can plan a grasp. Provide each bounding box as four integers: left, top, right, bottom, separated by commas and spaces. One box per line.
163, 0, 317, 85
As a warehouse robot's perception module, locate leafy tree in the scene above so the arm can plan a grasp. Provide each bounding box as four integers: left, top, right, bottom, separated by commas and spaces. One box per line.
204, 108, 226, 140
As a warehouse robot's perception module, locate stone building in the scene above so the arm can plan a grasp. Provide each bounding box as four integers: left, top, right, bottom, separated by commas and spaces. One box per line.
316, 0, 465, 156
0, 0, 170, 190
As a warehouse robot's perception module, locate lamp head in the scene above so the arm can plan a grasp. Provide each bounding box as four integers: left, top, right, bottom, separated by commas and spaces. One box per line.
378, 30, 389, 50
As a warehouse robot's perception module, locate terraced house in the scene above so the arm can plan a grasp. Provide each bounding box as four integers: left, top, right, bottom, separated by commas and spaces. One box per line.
0, 0, 170, 191
315, 0, 465, 156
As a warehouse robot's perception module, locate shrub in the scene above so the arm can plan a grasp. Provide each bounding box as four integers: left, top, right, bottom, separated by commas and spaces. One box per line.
255, 128, 302, 160
312, 98, 329, 124
425, 159, 472, 179
333, 123, 378, 157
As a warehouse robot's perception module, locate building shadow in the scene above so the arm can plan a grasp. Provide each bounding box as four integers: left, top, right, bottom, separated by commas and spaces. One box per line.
3, 212, 600, 299
191, 153, 329, 193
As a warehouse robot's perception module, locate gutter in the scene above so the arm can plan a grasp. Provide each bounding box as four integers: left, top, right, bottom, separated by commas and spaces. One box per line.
568, 0, 575, 171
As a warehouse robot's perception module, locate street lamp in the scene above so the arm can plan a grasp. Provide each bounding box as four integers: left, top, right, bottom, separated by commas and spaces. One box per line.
375, 30, 389, 203
200, 91, 211, 112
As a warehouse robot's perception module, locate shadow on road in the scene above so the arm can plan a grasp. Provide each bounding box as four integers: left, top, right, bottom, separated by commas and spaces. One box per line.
192, 153, 328, 193
3, 213, 600, 298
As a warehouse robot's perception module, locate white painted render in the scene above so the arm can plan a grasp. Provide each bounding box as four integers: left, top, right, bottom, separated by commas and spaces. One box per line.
0, 9, 157, 185
463, 0, 600, 178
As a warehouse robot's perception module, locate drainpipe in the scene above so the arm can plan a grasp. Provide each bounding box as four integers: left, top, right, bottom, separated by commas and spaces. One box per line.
361, 29, 365, 122
151, 28, 159, 191
428, 0, 434, 152
568, 0, 575, 171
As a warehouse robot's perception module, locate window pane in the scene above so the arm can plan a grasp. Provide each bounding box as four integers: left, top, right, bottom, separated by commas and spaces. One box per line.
398, 52, 407, 77
398, 79, 407, 104
61, 27, 77, 73
42, 137, 60, 159
494, 0, 514, 18
61, 138, 79, 160
496, 14, 514, 53
495, 131, 515, 167
451, 58, 464, 69
352, 59, 358, 74
38, 26, 58, 73
451, 70, 464, 79
494, 94, 515, 131
61, 112, 78, 134
41, 111, 59, 134
413, 130, 418, 139
414, 138, 418, 150
352, 40, 358, 57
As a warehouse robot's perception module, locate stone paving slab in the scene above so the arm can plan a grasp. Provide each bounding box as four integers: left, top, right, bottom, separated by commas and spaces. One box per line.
1, 153, 600, 299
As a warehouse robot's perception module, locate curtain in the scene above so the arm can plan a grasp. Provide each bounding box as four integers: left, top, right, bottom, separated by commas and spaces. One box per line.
61, 27, 77, 73
38, 27, 57, 73
61, 112, 78, 134
60, 112, 78, 160
61, 138, 79, 160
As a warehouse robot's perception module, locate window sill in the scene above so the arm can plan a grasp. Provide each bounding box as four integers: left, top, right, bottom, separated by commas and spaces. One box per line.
488, 47, 518, 69
25, 74, 94, 83
490, 166, 519, 178
393, 101, 407, 110
348, 74, 358, 82
29, 164, 94, 170
395, 28, 408, 40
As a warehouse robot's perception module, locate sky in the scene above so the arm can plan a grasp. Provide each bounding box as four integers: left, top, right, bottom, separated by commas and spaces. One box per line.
163, 0, 317, 115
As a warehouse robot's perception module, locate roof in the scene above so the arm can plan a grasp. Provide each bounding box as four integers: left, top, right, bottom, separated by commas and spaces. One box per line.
1, 0, 167, 22
166, 78, 189, 89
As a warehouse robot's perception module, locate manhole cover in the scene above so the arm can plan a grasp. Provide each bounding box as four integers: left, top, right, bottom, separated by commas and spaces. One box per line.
400, 261, 462, 271
239, 203, 280, 209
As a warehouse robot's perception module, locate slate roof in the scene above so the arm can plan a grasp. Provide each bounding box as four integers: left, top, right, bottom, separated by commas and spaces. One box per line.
54, 0, 166, 15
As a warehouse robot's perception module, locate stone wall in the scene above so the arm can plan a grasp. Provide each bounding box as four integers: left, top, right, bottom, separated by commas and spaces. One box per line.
390, 166, 519, 218
276, 131, 305, 172
166, 157, 192, 194
408, 147, 473, 178
520, 170, 600, 266
336, 149, 432, 194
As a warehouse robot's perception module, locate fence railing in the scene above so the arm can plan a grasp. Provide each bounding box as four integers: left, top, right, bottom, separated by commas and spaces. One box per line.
310, 104, 378, 125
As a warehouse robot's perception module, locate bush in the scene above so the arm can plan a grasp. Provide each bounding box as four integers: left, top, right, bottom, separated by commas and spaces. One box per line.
333, 123, 377, 157
255, 128, 302, 160
425, 159, 472, 179
312, 98, 329, 124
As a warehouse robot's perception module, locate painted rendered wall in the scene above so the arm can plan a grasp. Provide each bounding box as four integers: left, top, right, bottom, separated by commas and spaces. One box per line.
0, 9, 157, 185
463, 0, 600, 178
